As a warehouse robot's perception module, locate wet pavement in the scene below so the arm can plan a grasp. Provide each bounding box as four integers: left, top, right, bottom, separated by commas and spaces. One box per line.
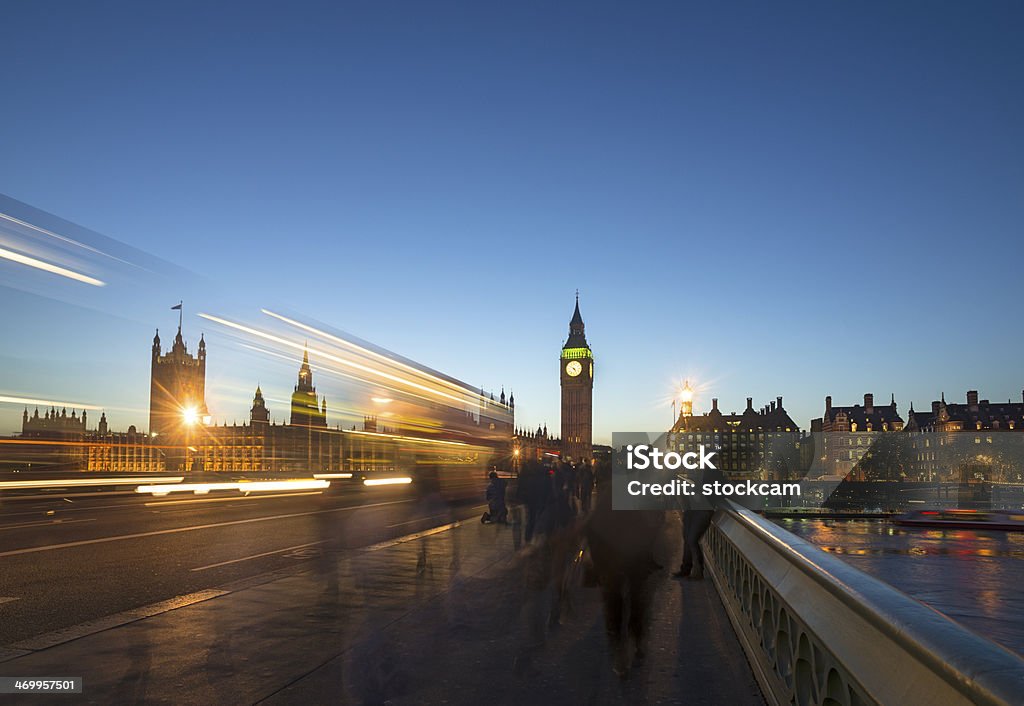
1, 511, 763, 705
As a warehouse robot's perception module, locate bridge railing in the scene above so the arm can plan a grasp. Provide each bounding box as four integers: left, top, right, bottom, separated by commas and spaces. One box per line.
703, 500, 1024, 706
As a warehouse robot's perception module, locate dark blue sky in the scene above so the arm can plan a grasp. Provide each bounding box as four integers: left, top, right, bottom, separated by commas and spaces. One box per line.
1, 2, 1022, 440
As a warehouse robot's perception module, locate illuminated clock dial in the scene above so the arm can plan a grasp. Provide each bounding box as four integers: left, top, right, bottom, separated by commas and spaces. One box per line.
589, 362, 593, 378
566, 360, 583, 377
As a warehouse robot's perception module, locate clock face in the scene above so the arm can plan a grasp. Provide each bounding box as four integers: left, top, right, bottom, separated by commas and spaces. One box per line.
589, 362, 593, 378
566, 360, 583, 377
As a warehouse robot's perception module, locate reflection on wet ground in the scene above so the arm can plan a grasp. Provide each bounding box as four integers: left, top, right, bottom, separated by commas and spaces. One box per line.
778, 518, 1024, 655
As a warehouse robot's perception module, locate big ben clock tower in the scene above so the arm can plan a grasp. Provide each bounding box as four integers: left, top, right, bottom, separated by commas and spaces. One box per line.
560, 293, 594, 462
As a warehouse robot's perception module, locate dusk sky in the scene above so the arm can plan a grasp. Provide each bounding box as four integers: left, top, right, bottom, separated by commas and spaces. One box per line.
1, 2, 1023, 442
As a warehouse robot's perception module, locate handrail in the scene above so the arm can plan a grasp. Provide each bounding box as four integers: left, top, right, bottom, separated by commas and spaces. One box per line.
705, 500, 1024, 706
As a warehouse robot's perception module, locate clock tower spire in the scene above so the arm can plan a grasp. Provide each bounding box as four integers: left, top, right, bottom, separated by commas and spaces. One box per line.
560, 292, 594, 462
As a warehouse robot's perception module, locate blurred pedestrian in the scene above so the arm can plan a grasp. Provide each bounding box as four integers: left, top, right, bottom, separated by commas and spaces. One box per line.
578, 462, 594, 514
483, 470, 508, 524
585, 460, 664, 677
673, 465, 724, 580
517, 460, 551, 544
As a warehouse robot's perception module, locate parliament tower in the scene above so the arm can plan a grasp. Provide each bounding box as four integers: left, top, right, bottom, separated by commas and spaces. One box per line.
560, 294, 594, 462
290, 347, 327, 427
149, 320, 207, 439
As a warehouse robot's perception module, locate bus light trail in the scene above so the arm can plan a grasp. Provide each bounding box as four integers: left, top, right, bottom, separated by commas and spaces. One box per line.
135, 480, 330, 496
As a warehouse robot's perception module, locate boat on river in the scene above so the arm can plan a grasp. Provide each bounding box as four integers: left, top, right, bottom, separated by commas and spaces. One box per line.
894, 508, 1024, 531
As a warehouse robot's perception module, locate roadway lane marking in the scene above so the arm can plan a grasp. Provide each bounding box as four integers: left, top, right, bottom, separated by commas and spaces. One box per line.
386, 513, 451, 528
0, 499, 413, 559
0, 501, 145, 517
0, 597, 19, 605
0, 518, 96, 532
7, 589, 228, 654
145, 490, 322, 507
362, 521, 461, 552
191, 540, 327, 571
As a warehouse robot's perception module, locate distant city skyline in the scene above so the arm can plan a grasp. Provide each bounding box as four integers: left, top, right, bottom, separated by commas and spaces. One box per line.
2, 3, 1023, 442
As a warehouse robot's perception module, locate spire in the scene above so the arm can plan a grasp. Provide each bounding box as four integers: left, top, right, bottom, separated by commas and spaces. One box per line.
296, 345, 313, 392
570, 291, 584, 329
563, 292, 589, 350
172, 301, 184, 350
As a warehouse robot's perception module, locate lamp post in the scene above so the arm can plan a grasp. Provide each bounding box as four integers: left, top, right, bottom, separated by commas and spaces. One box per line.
182, 406, 199, 474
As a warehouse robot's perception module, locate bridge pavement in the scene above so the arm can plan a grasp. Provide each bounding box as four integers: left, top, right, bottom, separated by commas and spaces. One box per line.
0, 510, 762, 705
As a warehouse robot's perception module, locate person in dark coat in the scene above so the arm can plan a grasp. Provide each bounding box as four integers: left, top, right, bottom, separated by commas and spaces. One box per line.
517, 460, 552, 543
578, 462, 594, 514
484, 471, 508, 524
585, 461, 665, 677
673, 465, 725, 580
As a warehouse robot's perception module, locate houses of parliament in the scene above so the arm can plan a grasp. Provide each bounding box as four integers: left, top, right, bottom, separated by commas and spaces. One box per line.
18, 320, 510, 474
14, 298, 595, 474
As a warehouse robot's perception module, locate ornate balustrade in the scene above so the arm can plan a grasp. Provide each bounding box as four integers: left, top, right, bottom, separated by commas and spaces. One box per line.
704, 501, 1024, 706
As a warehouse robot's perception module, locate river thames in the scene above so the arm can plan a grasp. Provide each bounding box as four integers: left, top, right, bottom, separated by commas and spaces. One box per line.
776, 518, 1024, 656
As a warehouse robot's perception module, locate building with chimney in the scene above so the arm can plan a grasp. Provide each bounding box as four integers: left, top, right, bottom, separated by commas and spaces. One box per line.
904, 390, 1024, 482
669, 395, 802, 479
811, 393, 904, 479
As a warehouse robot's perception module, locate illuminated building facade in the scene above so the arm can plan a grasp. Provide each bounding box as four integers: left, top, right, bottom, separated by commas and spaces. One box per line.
14, 318, 514, 475
290, 348, 327, 427
149, 325, 208, 439
511, 423, 562, 470
560, 295, 594, 462
904, 390, 1024, 482
811, 394, 904, 479
669, 396, 801, 479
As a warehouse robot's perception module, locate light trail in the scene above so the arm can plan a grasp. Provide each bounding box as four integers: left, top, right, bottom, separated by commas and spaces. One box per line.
363, 477, 412, 486
262, 309, 493, 406
146, 490, 324, 507
0, 394, 104, 411
135, 479, 329, 496
0, 245, 105, 286
199, 312, 473, 406
0, 476, 184, 490
0, 211, 132, 266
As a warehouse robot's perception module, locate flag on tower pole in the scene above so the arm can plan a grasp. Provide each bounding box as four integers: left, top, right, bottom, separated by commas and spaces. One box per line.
171, 302, 182, 330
